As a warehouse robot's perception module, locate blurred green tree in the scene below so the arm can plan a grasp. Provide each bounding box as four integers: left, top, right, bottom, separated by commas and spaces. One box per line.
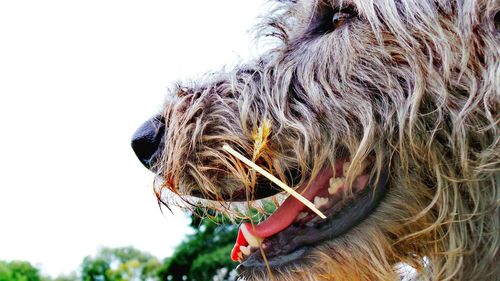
81, 247, 161, 281
45, 272, 78, 281
0, 260, 41, 281
158, 210, 240, 281
0, 261, 13, 281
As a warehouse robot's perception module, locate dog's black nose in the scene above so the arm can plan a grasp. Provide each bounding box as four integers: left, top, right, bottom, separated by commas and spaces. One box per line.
131, 114, 165, 170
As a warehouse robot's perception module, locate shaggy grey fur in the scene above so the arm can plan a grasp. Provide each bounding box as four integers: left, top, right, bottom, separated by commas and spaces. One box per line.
147, 0, 499, 280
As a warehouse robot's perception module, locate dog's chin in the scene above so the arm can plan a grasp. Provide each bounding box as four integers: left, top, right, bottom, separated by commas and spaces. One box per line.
228, 161, 390, 275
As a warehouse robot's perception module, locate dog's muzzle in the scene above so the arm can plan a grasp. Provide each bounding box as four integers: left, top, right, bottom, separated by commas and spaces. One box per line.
131, 114, 165, 170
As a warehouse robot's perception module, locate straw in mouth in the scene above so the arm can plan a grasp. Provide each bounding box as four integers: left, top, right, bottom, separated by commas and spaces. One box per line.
222, 144, 326, 219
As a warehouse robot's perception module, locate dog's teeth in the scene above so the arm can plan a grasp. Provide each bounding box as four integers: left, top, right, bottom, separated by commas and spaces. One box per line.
241, 224, 262, 247
240, 245, 251, 256
314, 196, 329, 209
295, 212, 308, 222
328, 177, 345, 194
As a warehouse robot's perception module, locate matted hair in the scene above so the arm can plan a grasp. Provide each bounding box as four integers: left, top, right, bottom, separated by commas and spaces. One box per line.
155, 0, 499, 280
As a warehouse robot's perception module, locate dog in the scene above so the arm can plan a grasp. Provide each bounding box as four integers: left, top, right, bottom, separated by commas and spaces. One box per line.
132, 0, 499, 280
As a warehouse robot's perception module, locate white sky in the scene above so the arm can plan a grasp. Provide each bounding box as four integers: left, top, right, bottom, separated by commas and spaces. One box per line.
0, 0, 266, 277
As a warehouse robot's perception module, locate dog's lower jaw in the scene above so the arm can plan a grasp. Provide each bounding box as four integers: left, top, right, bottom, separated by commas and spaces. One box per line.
235, 171, 389, 276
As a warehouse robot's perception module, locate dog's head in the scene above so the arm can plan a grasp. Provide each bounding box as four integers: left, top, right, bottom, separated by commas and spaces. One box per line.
132, 1, 499, 280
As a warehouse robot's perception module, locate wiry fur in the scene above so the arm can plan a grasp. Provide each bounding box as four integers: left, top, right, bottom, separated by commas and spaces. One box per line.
155, 0, 499, 280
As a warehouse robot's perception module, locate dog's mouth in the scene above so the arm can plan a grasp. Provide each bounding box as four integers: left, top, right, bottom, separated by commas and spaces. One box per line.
130, 117, 389, 272
232, 158, 389, 273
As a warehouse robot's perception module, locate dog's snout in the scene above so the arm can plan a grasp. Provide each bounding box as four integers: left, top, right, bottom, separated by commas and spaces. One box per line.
131, 114, 165, 170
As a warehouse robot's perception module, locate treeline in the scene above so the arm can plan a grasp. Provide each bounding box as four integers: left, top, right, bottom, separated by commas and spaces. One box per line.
1, 213, 239, 281
0, 260, 52, 281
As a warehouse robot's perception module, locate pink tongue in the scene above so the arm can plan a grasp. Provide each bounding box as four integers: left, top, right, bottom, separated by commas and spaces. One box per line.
252, 167, 334, 238
230, 167, 336, 262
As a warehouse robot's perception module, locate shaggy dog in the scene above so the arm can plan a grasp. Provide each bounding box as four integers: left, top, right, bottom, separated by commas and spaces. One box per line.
132, 0, 499, 280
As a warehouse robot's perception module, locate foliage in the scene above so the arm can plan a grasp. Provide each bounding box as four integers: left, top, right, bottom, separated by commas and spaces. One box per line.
0, 260, 41, 281
81, 256, 111, 281
44, 273, 78, 281
80, 247, 161, 281
158, 211, 239, 281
